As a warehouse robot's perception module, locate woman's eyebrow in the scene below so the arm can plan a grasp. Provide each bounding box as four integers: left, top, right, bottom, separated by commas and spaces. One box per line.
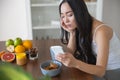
61, 11, 73, 14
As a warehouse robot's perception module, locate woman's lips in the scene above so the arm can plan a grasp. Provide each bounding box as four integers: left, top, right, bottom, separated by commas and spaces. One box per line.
66, 24, 71, 28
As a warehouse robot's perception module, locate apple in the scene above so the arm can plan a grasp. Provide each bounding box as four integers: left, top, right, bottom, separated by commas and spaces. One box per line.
6, 45, 14, 52
14, 37, 22, 47
5, 39, 14, 47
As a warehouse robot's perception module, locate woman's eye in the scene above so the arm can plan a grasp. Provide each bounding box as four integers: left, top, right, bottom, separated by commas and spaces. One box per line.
61, 16, 64, 19
67, 13, 73, 17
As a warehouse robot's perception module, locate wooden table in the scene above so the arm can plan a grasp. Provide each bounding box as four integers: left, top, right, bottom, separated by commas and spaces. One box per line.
0, 39, 93, 80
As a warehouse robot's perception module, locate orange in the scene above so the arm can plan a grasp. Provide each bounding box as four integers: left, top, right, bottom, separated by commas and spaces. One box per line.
23, 40, 32, 50
15, 45, 25, 53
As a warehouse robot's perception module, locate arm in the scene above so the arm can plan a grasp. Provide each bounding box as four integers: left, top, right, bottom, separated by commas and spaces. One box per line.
67, 31, 76, 54
60, 19, 76, 54
74, 26, 113, 77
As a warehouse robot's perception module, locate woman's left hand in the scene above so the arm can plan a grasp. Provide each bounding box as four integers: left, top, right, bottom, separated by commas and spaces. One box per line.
55, 52, 77, 67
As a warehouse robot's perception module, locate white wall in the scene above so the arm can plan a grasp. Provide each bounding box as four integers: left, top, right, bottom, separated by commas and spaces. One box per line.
102, 0, 120, 39
0, 0, 32, 41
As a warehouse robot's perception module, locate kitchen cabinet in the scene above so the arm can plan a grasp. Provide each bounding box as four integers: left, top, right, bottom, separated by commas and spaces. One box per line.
30, 0, 99, 40
31, 0, 60, 40
30, 0, 120, 40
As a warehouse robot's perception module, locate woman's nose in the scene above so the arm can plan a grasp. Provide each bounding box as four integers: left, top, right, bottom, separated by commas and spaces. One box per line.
64, 16, 69, 23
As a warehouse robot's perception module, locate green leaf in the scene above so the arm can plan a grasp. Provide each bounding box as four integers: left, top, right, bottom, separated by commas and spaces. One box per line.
0, 61, 34, 80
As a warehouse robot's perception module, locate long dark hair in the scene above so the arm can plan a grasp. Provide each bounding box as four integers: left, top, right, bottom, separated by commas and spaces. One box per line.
59, 0, 96, 64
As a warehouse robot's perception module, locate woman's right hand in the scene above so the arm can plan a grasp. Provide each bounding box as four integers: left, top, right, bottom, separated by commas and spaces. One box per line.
55, 52, 78, 68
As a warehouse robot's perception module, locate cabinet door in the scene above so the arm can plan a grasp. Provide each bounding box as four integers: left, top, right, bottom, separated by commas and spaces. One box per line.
31, 0, 60, 40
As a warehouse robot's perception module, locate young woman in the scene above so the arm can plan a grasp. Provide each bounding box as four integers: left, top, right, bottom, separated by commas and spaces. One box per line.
55, 0, 120, 80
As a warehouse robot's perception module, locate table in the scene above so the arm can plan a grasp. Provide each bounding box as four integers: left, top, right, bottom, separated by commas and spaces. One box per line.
0, 39, 93, 80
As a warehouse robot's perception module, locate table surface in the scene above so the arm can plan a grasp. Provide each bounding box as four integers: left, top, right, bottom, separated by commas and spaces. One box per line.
0, 39, 93, 80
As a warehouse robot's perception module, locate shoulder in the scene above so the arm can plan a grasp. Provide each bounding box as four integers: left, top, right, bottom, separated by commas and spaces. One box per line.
92, 19, 113, 41
95, 24, 113, 41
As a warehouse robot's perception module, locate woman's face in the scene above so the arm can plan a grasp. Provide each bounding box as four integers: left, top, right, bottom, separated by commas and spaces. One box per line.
60, 2, 77, 32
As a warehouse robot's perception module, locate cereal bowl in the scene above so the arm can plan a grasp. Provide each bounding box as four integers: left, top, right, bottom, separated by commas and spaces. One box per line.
40, 60, 62, 77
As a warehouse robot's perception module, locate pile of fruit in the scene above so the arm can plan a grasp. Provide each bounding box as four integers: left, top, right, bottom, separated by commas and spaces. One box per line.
6, 37, 32, 53
0, 37, 33, 63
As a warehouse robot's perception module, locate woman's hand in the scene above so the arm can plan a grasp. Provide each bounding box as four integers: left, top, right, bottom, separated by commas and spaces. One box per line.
55, 52, 77, 67
61, 19, 69, 32
61, 19, 76, 33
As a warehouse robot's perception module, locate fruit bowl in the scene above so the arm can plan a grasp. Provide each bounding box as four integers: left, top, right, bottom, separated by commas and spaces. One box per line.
40, 60, 62, 77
